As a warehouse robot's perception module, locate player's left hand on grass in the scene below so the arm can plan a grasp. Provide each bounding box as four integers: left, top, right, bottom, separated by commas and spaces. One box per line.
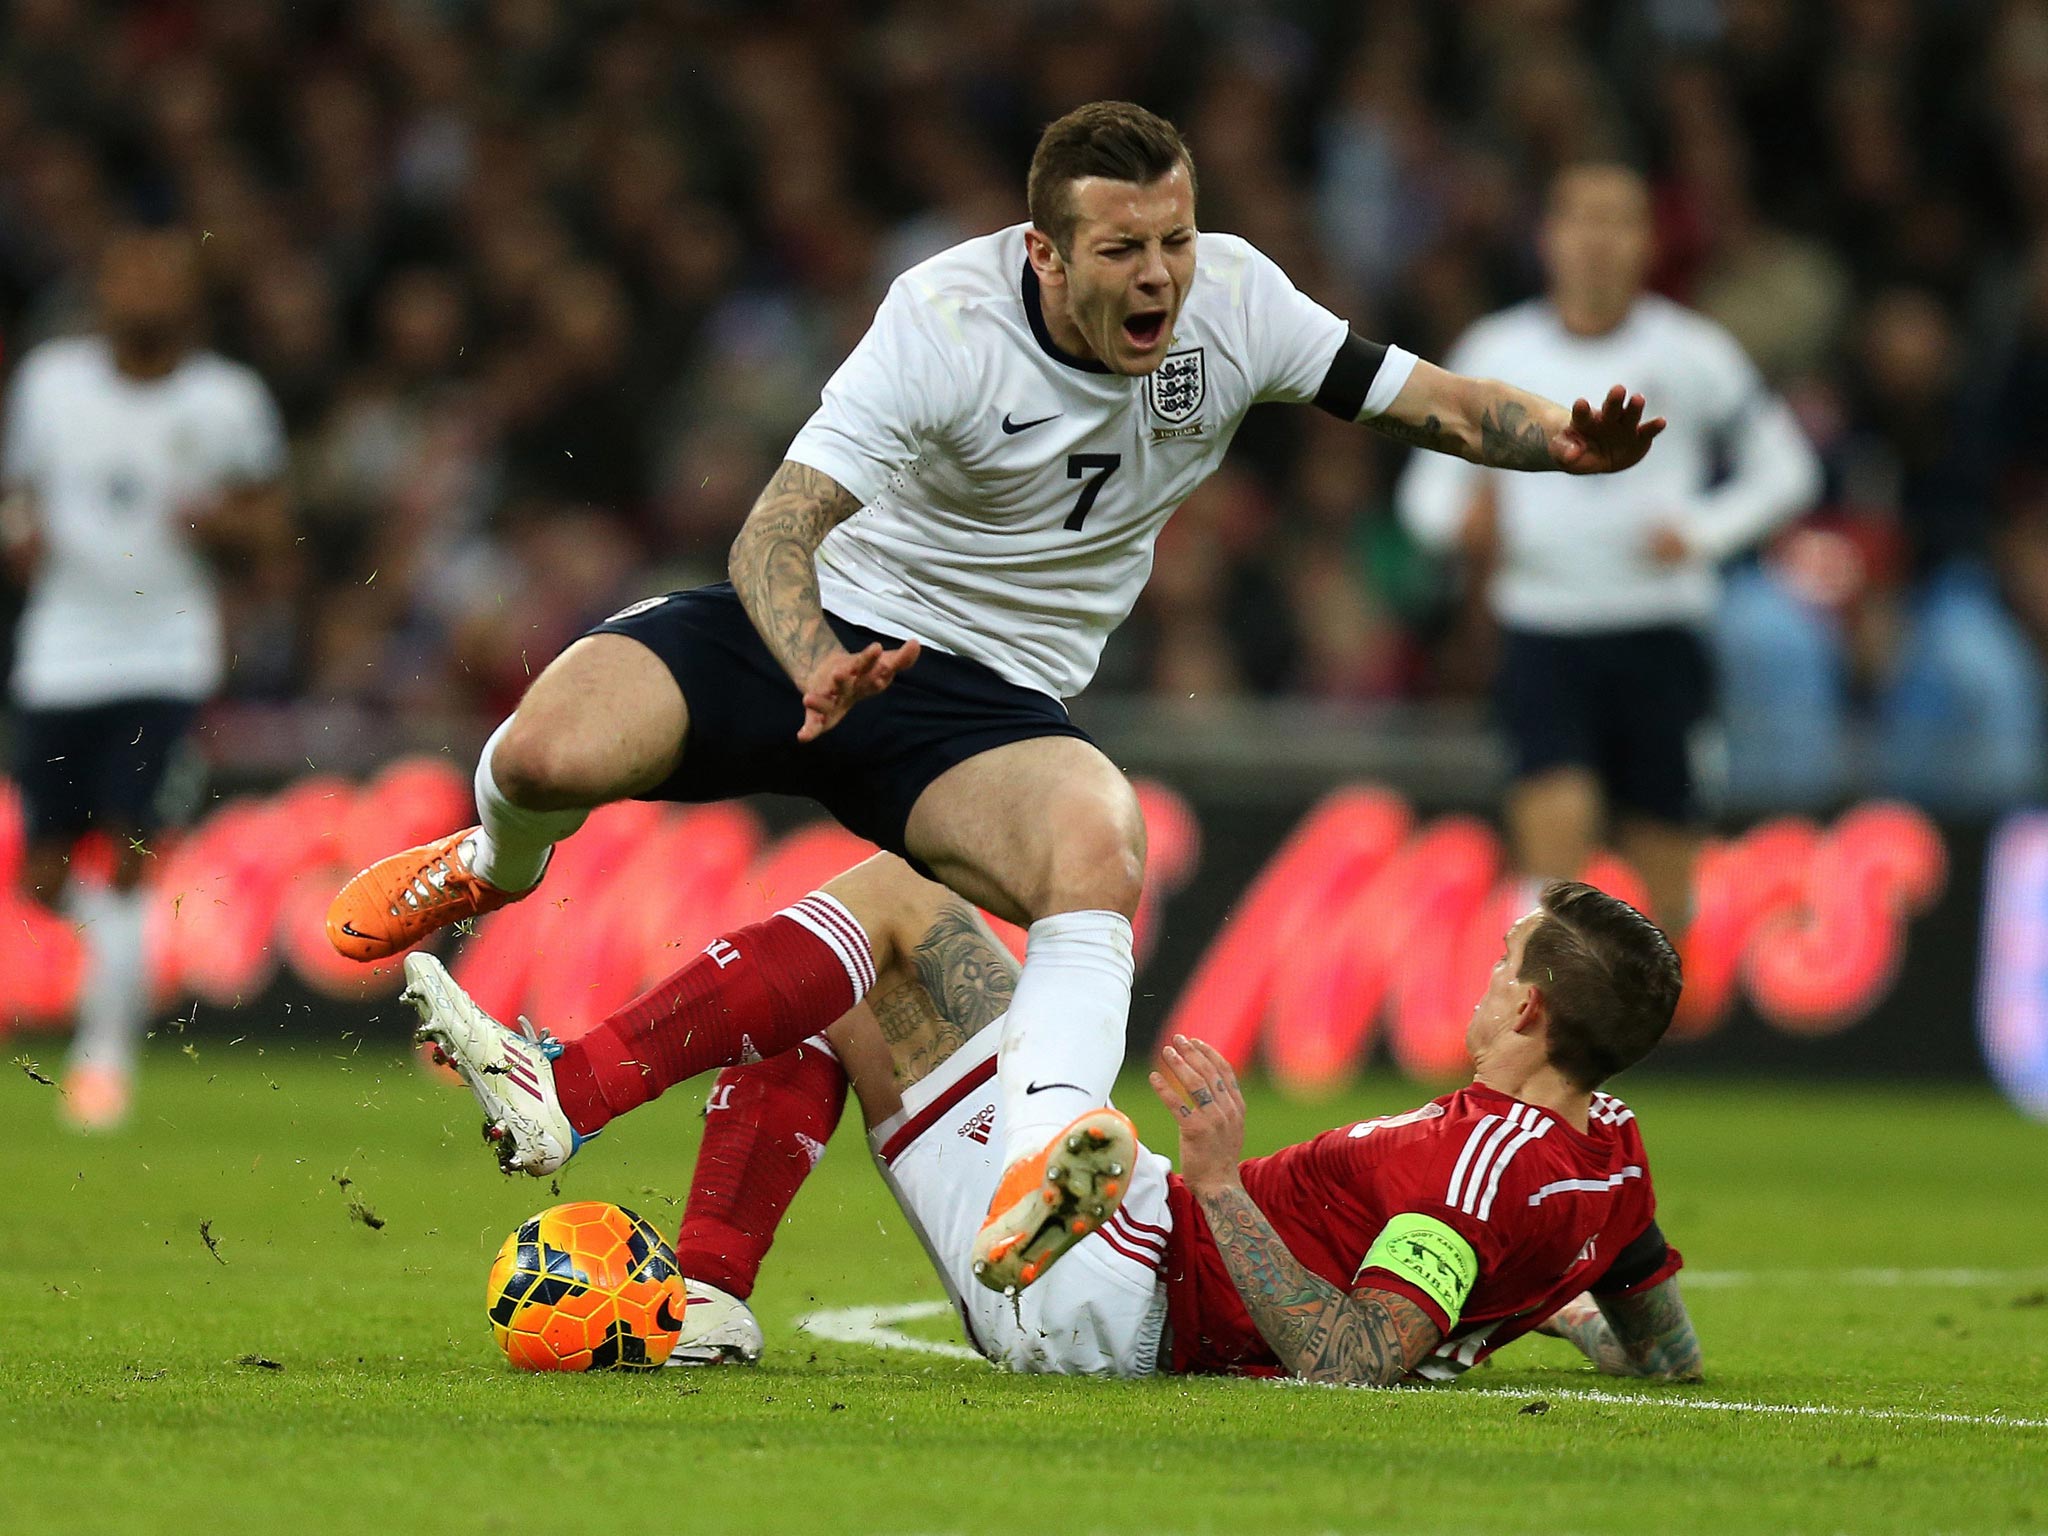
797, 638, 921, 742
1552, 384, 1665, 475
1150, 1034, 1247, 1195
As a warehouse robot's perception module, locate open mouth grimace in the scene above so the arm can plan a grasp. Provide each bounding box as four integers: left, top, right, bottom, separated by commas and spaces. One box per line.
1123, 311, 1167, 349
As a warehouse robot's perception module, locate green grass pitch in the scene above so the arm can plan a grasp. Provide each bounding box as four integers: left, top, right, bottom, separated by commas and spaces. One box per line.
5, 1044, 2047, 1535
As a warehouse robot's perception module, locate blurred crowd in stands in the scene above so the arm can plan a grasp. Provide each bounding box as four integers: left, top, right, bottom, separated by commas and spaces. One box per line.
5, 0, 2048, 810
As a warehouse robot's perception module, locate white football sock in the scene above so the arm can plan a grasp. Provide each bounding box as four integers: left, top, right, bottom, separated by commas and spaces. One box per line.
997, 909, 1135, 1166
65, 885, 150, 1076
464, 718, 589, 892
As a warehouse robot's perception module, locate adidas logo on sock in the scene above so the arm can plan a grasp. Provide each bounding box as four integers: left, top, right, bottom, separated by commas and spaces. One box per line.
957, 1105, 996, 1145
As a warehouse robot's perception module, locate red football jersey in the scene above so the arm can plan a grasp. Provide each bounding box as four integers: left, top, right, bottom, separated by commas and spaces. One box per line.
1163, 1084, 1683, 1377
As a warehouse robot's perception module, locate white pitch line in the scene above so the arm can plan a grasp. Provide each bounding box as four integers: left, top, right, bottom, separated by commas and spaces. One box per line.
1684, 1266, 2048, 1289
797, 1301, 981, 1362
1465, 1386, 2048, 1431
799, 1301, 2048, 1430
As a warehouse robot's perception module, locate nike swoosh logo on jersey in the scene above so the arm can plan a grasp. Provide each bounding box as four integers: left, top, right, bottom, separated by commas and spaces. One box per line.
1023, 1080, 1089, 1096
1001, 411, 1061, 434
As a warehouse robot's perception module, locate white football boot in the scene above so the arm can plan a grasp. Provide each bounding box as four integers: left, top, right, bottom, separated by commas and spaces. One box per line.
663, 1279, 765, 1366
400, 952, 591, 1176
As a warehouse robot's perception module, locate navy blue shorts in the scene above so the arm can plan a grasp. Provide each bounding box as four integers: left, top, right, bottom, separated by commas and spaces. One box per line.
1494, 625, 1711, 824
9, 696, 202, 844
587, 584, 1094, 861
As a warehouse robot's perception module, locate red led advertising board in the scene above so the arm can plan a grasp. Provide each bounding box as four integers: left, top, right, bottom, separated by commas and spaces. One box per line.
0, 765, 2018, 1111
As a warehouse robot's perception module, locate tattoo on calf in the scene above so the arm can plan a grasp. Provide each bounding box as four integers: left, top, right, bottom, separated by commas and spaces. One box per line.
912, 904, 1017, 1037
874, 902, 1020, 1090
870, 980, 956, 1088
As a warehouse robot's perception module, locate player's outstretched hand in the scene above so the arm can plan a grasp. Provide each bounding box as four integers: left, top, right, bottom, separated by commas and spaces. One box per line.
1150, 1034, 1247, 1195
1552, 384, 1665, 475
797, 638, 921, 742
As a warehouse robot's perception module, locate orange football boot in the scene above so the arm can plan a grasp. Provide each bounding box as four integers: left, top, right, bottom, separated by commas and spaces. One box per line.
971, 1106, 1137, 1293
326, 826, 530, 961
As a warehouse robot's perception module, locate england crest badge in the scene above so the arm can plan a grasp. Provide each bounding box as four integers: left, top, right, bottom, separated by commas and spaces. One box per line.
1147, 346, 1206, 425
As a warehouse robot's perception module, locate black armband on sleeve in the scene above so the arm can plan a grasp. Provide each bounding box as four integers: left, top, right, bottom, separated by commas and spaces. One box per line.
1589, 1220, 1671, 1296
1313, 329, 1392, 421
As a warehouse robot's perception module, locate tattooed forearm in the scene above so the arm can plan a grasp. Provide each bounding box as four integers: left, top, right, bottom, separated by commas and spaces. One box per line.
1194, 1182, 1441, 1386
871, 901, 1020, 1090
1368, 378, 1561, 471
1595, 1278, 1703, 1381
729, 460, 864, 685
1473, 397, 1556, 471
1548, 1281, 1701, 1379
1369, 412, 1465, 456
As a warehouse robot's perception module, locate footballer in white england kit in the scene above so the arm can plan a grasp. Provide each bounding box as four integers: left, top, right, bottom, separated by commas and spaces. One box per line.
3, 229, 286, 1128
786, 223, 1417, 700
573, 223, 1420, 848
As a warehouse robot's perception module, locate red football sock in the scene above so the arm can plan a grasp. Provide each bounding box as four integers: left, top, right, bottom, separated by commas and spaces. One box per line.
550, 893, 874, 1136
673, 1036, 849, 1300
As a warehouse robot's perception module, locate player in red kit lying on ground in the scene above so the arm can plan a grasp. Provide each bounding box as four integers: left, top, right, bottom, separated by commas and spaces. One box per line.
401, 859, 1701, 1383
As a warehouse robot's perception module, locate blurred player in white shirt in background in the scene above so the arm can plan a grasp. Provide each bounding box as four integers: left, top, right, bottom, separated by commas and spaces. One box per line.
0, 228, 287, 1128
1398, 164, 1821, 930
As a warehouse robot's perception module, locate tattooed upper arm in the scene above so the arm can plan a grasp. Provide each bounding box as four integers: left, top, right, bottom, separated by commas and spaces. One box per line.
871, 899, 1019, 1090
728, 460, 865, 681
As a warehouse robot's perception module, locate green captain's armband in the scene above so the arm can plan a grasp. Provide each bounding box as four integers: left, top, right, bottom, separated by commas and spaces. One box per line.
1357, 1214, 1479, 1326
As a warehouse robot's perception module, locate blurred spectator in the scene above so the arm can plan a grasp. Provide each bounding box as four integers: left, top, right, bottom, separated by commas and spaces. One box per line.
1730, 288, 2048, 813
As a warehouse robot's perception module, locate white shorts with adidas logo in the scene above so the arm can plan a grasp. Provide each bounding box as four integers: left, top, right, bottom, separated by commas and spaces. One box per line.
867, 1028, 1173, 1377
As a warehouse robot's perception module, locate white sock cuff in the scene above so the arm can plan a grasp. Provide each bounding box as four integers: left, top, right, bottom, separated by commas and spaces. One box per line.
802, 1032, 841, 1063
474, 717, 517, 813
470, 719, 588, 890
779, 892, 876, 999
474, 721, 589, 838
1024, 909, 1135, 983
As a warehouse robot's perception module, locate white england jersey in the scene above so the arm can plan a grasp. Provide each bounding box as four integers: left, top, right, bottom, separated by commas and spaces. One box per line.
786, 224, 1415, 698
1395, 296, 1819, 632
4, 337, 285, 707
